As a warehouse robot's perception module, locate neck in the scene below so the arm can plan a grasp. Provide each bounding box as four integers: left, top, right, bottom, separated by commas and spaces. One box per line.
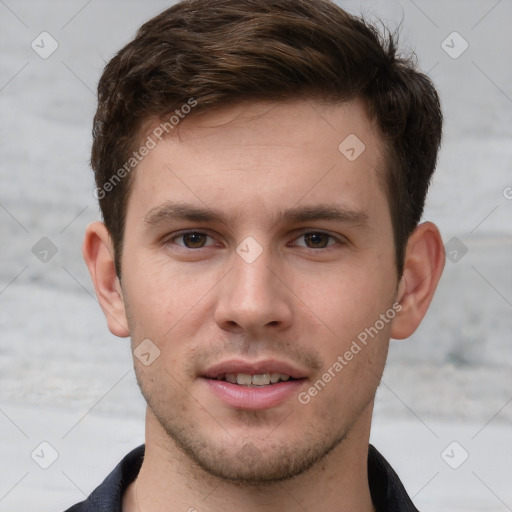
123, 407, 376, 512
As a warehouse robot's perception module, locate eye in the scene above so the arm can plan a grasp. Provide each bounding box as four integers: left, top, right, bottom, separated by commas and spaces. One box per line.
166, 231, 215, 249
293, 231, 339, 249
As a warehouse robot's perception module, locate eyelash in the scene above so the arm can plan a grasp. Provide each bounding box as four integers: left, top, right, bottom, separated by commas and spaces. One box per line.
164, 230, 344, 250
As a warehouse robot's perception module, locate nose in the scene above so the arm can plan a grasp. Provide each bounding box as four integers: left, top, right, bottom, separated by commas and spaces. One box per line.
213, 246, 293, 334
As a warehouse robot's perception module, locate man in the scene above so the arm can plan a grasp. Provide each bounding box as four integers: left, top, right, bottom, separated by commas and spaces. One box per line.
67, 0, 445, 510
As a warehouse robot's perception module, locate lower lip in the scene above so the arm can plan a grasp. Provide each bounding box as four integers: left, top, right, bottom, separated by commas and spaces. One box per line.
203, 378, 305, 410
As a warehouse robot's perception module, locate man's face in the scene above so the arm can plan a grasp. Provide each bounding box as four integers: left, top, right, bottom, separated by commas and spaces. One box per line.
120, 99, 399, 482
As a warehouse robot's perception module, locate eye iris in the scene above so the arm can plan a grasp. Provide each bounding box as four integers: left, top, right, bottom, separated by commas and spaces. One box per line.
305, 233, 329, 248
183, 233, 206, 248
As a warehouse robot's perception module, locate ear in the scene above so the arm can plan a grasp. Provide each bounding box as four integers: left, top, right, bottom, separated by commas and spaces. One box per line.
82, 221, 130, 338
391, 221, 445, 340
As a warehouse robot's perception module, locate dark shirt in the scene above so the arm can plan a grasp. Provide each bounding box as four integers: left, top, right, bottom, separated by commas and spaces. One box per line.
64, 444, 419, 512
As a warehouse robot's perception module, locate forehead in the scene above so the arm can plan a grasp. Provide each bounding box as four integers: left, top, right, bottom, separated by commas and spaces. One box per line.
129, 98, 388, 225
162, 97, 383, 158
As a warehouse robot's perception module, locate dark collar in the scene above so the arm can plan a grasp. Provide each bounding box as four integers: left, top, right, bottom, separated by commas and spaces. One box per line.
368, 445, 420, 512
64, 444, 419, 512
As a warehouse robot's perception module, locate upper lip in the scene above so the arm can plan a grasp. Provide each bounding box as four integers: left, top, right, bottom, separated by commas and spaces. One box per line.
202, 359, 308, 380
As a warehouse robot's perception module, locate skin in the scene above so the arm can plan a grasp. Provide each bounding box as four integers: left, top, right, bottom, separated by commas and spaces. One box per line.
83, 98, 445, 512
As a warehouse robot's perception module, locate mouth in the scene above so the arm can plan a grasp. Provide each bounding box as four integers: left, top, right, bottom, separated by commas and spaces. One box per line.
201, 360, 308, 409
202, 359, 307, 384
211, 372, 298, 386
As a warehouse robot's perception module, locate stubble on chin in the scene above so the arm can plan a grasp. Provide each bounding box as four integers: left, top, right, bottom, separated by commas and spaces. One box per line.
142, 390, 373, 486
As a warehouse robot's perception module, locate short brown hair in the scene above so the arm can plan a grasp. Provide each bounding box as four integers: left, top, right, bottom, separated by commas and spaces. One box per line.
91, 0, 442, 277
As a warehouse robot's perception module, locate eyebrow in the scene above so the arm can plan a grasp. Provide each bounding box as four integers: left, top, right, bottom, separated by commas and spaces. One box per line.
144, 201, 369, 229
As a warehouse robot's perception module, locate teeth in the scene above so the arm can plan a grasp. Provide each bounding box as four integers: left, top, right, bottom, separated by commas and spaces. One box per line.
251, 373, 271, 386
236, 373, 252, 386
222, 373, 292, 386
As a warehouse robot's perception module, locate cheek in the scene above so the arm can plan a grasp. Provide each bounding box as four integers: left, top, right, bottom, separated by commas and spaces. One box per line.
302, 318, 392, 419
294, 261, 394, 330
122, 256, 219, 375
293, 262, 396, 393
124, 252, 208, 322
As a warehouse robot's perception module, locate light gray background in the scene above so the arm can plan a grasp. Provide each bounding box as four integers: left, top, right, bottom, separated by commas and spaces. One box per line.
0, 1, 511, 510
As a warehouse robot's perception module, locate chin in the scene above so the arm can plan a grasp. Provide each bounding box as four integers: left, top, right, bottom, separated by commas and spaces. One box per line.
158, 413, 349, 484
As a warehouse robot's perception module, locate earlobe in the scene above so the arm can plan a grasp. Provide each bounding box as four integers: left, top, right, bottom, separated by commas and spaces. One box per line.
391, 222, 445, 340
82, 221, 130, 338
